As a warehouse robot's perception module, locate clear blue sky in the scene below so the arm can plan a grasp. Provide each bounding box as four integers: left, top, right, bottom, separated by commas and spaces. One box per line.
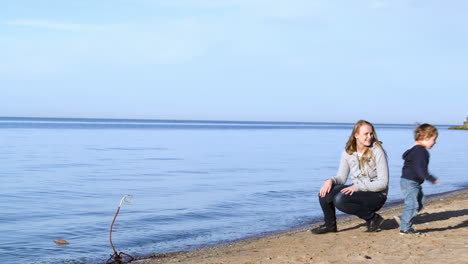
2, 0, 467, 124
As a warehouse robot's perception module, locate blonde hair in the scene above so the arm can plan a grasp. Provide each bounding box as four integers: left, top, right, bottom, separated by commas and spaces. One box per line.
414, 123, 438, 141
345, 120, 384, 168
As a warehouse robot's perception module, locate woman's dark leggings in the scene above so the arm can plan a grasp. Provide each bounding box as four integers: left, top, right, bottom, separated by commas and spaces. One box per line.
319, 184, 386, 228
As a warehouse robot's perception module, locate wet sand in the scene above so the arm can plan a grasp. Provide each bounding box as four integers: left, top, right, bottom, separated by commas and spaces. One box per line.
135, 189, 468, 264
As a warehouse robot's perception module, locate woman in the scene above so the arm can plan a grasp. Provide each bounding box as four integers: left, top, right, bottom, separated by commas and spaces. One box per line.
311, 120, 389, 234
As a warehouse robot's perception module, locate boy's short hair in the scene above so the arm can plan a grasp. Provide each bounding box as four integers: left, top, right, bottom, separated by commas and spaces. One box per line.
414, 123, 438, 141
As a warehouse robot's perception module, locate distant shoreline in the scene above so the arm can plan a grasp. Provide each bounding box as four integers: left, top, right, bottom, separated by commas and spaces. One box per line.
448, 126, 468, 130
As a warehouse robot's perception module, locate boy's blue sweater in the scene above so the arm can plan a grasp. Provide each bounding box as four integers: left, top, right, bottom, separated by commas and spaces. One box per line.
401, 144, 437, 184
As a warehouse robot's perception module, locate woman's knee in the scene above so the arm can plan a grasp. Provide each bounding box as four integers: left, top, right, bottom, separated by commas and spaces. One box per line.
318, 189, 337, 203
333, 192, 347, 208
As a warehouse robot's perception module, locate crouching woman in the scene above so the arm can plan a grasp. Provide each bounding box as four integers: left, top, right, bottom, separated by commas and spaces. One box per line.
311, 120, 389, 234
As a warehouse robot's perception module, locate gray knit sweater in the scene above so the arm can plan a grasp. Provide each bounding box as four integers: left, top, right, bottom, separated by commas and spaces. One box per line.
330, 142, 389, 195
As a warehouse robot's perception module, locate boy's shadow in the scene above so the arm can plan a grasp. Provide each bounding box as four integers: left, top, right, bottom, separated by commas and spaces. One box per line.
340, 209, 468, 232
380, 208, 468, 232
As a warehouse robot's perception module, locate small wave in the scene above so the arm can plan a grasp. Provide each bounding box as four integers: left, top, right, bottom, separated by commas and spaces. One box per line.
89, 147, 168, 151
167, 170, 210, 175
144, 158, 183, 161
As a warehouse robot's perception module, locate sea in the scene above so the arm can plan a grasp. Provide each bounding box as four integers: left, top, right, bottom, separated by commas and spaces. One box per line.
1, 117, 467, 264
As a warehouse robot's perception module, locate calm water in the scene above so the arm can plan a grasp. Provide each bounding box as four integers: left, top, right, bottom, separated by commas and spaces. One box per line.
1, 117, 467, 264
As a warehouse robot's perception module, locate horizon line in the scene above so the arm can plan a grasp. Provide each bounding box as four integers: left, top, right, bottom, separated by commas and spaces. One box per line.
0, 116, 455, 126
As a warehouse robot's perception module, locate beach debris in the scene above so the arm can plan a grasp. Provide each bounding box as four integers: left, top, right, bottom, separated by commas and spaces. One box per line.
54, 239, 69, 245
364, 255, 372, 259
106, 194, 135, 264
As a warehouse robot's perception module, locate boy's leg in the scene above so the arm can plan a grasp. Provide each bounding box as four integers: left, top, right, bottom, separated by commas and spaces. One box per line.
400, 178, 420, 231
417, 187, 425, 212
318, 184, 347, 228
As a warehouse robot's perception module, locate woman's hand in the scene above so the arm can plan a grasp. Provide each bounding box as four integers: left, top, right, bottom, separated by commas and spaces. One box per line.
341, 185, 356, 195
319, 179, 333, 197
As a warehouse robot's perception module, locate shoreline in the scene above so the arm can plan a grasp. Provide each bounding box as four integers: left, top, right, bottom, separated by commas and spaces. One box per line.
134, 188, 468, 264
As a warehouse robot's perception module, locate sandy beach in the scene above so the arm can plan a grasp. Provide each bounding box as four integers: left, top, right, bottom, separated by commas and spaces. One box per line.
135, 189, 468, 264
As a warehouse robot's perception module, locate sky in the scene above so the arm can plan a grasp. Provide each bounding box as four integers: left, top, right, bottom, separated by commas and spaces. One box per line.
1, 0, 467, 125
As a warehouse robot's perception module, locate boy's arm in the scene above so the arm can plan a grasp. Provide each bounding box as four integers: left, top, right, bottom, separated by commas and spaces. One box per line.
413, 148, 438, 183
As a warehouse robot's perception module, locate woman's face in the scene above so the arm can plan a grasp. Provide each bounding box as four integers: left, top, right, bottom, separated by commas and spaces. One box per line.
355, 124, 374, 148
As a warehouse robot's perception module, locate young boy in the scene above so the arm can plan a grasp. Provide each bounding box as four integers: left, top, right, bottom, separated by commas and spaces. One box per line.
398, 123, 440, 235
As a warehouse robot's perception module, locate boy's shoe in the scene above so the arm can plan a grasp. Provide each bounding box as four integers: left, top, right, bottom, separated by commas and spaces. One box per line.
393, 216, 401, 226
310, 224, 337, 234
366, 214, 384, 232
400, 228, 420, 235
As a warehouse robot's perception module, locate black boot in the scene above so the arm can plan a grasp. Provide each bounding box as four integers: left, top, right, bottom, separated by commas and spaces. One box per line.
366, 214, 384, 232
310, 224, 337, 234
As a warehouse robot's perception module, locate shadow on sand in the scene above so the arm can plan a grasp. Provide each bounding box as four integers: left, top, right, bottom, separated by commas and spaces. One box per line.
340, 208, 468, 233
